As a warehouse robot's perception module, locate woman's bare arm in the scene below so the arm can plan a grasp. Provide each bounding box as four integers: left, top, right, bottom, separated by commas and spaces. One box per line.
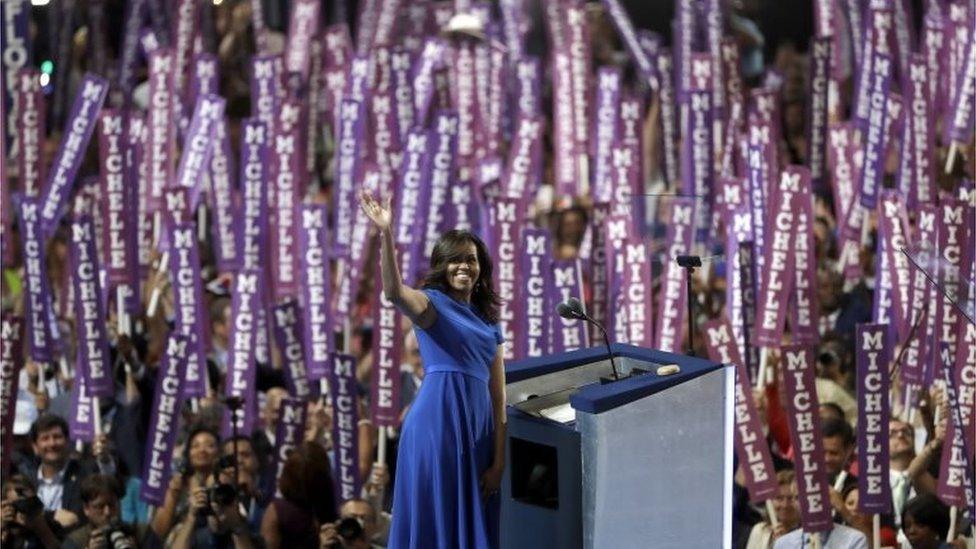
362, 190, 436, 329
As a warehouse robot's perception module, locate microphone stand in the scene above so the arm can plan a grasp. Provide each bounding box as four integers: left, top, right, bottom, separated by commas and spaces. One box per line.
676, 255, 702, 357
576, 312, 620, 382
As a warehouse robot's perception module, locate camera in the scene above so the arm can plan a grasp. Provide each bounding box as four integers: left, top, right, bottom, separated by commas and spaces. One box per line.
197, 455, 238, 515
11, 488, 43, 517
103, 520, 135, 549
326, 517, 365, 547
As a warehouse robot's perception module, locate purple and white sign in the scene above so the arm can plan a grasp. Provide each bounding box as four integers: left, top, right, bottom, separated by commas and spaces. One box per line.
140, 334, 187, 505
790, 188, 819, 346
299, 205, 332, 382
146, 50, 175, 213
15, 69, 45, 197
330, 353, 362, 503
332, 99, 366, 257
492, 198, 522, 361
621, 238, 653, 348
856, 323, 893, 513
0, 314, 22, 474
703, 317, 778, 503
69, 217, 114, 398
906, 55, 935, 207
272, 301, 312, 400
370, 259, 403, 427
210, 118, 239, 272
808, 38, 830, 191
423, 111, 459, 257
175, 94, 225, 207
518, 229, 554, 358
37, 74, 109, 231
657, 49, 679, 187
271, 98, 302, 299
858, 48, 892, 210
98, 110, 137, 297
654, 198, 696, 353
552, 259, 589, 353
591, 67, 621, 205
240, 119, 269, 270
781, 345, 833, 532
284, 0, 321, 84
753, 168, 804, 347
393, 129, 433, 286
17, 198, 53, 363
168, 224, 208, 398
224, 269, 263, 436
271, 398, 307, 493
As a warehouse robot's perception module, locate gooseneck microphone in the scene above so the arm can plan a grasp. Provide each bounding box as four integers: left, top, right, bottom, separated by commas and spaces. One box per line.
556, 297, 620, 381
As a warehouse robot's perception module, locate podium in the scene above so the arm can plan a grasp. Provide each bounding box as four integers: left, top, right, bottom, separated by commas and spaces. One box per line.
500, 344, 734, 549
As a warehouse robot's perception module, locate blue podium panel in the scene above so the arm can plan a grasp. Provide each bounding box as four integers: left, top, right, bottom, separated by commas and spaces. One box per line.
501, 344, 733, 549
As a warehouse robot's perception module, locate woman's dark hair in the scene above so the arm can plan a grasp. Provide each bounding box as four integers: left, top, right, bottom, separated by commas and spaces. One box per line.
278, 441, 338, 524
902, 493, 950, 540
182, 425, 220, 470
422, 230, 501, 324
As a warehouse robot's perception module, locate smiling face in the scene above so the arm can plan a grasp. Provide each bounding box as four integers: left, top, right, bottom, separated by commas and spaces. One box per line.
32, 425, 68, 468
445, 241, 480, 300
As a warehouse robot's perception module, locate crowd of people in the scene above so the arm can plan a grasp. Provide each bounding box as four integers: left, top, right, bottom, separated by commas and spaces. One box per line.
0, 0, 974, 548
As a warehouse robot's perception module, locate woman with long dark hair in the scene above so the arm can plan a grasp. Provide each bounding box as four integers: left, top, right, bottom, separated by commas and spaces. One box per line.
359, 191, 507, 549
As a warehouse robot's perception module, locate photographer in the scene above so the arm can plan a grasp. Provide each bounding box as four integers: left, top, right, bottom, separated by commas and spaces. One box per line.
261, 442, 337, 549
318, 499, 381, 549
150, 426, 221, 539
62, 475, 138, 549
166, 446, 257, 548
0, 475, 62, 549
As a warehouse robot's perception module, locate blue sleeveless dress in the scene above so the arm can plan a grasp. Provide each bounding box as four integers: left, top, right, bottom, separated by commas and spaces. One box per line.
388, 288, 503, 549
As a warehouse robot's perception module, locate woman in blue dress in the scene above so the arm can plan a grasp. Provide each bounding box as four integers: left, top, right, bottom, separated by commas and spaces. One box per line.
360, 190, 507, 549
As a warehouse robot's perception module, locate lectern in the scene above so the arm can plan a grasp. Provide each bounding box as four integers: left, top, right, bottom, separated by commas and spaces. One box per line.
500, 344, 734, 549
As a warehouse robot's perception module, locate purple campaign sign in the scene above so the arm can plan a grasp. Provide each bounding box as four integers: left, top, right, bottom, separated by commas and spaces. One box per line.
390, 48, 415, 144
856, 324, 893, 513
146, 50, 175, 213
550, 41, 577, 196
565, 1, 590, 182
299, 205, 332, 382
937, 348, 973, 509
807, 38, 830, 192
621, 238, 653, 348
251, 55, 280, 131
98, 110, 137, 293
240, 119, 269, 270
332, 99, 365, 257
936, 201, 968, 382
657, 49, 679, 187
599, 0, 655, 88
492, 197, 522, 361
393, 128, 433, 286
0, 314, 23, 474
370, 259, 403, 427
69, 375, 96, 444
906, 56, 935, 207
654, 198, 696, 353
790, 187, 819, 346
502, 115, 543, 215
946, 35, 975, 144
423, 111, 459, 258
684, 54, 715, 244
605, 215, 632, 344
15, 69, 45, 197
781, 345, 833, 532
271, 398, 308, 495
330, 354, 362, 504
518, 229, 554, 358
703, 317, 778, 503
753, 168, 804, 347
69, 217, 114, 398
188, 54, 219, 112
551, 259, 590, 353
17, 198, 54, 363
224, 269, 263, 436
858, 51, 893, 210
176, 94, 225, 208
272, 300, 312, 400
591, 67, 621, 205
38, 74, 109, 232
141, 334, 187, 505
877, 193, 912, 340
210, 118, 240, 272
271, 98, 303, 300
284, 0, 321, 84
168, 224, 208, 398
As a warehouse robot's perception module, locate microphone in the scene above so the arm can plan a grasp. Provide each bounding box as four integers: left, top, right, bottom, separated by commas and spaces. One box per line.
555, 298, 620, 381
556, 297, 586, 320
